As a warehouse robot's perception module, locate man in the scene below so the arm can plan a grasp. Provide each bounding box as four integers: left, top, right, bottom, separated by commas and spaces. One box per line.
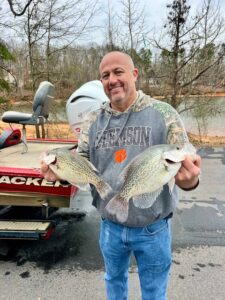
41, 51, 201, 300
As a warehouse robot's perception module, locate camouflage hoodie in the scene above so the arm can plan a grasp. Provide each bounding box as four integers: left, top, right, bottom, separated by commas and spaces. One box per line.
77, 90, 188, 227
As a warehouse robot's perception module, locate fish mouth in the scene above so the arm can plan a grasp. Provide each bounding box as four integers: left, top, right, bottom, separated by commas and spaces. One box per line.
163, 150, 185, 165
165, 158, 177, 165
44, 153, 57, 165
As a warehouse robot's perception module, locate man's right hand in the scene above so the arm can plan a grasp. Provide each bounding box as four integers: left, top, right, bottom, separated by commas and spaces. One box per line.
40, 160, 59, 181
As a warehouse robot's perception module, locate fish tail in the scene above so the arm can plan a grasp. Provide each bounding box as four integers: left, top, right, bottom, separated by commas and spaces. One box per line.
96, 180, 112, 201
105, 195, 129, 223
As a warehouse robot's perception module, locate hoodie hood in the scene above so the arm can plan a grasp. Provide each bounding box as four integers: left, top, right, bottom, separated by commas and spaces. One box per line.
100, 90, 146, 116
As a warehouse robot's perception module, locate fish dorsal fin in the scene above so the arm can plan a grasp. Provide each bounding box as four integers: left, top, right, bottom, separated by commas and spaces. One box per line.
132, 188, 163, 209
86, 160, 98, 172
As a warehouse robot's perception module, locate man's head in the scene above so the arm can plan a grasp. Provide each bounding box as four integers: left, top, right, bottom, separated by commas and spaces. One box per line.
99, 51, 138, 112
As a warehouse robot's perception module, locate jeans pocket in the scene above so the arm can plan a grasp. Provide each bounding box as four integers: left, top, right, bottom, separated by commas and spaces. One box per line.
144, 219, 168, 236
139, 219, 172, 274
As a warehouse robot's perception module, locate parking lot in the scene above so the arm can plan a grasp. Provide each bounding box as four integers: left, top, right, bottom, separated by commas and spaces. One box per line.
0, 146, 225, 300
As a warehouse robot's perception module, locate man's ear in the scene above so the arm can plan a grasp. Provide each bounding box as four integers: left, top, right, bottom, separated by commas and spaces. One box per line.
133, 68, 139, 81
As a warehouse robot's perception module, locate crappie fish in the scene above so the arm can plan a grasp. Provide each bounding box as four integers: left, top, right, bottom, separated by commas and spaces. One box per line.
43, 148, 112, 200
105, 143, 196, 223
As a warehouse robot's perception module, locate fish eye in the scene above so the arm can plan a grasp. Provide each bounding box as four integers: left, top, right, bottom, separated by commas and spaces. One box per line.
176, 146, 180, 150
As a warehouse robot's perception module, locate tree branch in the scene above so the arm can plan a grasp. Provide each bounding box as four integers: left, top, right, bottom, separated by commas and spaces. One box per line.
181, 51, 225, 88
6, 0, 33, 17
0, 65, 18, 89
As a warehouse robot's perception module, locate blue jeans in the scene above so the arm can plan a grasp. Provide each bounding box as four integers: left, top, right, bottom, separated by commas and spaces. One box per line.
99, 218, 172, 300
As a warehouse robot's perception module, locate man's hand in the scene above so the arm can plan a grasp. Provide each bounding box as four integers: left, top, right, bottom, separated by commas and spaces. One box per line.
175, 154, 201, 190
40, 160, 60, 182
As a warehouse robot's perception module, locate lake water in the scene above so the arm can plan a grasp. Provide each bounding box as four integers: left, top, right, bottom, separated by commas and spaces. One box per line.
3, 96, 225, 137
179, 96, 225, 136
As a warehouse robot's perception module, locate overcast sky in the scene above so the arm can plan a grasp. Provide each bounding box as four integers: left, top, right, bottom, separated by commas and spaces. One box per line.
99, 0, 225, 28
90, 0, 225, 46
1, 0, 225, 46
145, 0, 225, 26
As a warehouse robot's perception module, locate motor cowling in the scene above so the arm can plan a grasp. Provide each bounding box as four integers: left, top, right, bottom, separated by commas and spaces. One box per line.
66, 80, 109, 137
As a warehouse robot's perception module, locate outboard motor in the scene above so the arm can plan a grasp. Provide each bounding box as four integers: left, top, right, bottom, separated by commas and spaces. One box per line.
66, 80, 109, 137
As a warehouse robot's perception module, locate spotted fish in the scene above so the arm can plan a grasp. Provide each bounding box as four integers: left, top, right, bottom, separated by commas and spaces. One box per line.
105, 143, 196, 223
43, 148, 112, 200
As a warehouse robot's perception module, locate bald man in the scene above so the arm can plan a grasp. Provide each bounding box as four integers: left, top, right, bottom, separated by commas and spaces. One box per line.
41, 51, 201, 300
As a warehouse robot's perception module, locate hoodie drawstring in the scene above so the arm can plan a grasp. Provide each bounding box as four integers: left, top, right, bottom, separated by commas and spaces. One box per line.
113, 109, 132, 145
95, 108, 132, 148
95, 110, 112, 147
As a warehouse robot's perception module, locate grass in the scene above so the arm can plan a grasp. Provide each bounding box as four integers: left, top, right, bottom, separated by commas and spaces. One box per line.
1, 121, 224, 147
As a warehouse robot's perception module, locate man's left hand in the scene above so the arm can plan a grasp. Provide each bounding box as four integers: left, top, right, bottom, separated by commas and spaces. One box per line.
175, 155, 201, 190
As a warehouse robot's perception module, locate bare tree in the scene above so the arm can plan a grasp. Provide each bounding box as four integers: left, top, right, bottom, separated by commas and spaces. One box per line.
152, 0, 225, 109
103, 0, 121, 51
21, 0, 47, 89
119, 0, 147, 59
15, 0, 99, 89
190, 0, 225, 89
43, 0, 99, 82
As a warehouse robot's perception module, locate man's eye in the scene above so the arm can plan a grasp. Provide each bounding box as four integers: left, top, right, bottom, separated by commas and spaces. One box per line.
102, 74, 109, 80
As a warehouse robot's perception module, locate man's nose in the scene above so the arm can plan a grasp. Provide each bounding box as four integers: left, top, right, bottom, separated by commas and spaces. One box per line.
108, 73, 117, 84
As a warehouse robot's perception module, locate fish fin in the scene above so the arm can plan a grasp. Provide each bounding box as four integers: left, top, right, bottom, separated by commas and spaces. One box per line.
86, 160, 98, 172
105, 195, 129, 223
132, 188, 163, 209
168, 178, 175, 194
96, 180, 112, 201
71, 183, 90, 191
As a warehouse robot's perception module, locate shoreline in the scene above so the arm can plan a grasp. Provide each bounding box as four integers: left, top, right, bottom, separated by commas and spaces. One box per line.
0, 121, 225, 147
188, 132, 225, 147
3, 91, 225, 106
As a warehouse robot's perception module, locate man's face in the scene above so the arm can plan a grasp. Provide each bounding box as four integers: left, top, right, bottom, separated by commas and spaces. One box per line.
99, 53, 138, 112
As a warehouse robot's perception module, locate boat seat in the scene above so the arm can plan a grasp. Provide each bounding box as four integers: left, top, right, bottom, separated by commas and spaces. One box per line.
1, 81, 55, 152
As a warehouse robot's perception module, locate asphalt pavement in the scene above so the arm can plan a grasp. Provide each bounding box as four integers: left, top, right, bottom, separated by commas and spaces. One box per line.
0, 146, 224, 300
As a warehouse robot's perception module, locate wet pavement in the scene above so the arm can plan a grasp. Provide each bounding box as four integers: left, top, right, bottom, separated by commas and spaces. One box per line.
0, 146, 225, 299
